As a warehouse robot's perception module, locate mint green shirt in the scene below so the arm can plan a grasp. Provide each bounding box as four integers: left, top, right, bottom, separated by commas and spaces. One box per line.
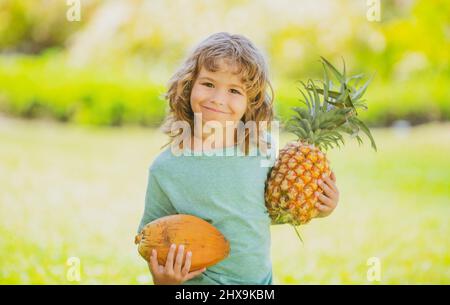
137, 144, 275, 285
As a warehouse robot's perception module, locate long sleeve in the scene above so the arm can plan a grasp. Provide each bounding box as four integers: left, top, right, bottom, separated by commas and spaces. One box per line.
137, 168, 178, 233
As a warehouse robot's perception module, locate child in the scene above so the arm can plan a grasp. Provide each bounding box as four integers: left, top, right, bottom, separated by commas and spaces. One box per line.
137, 32, 339, 285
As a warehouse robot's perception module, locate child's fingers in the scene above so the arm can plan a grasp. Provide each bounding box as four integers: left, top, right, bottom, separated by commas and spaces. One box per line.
173, 244, 185, 274
316, 202, 332, 213
322, 175, 338, 193
164, 244, 177, 273
330, 171, 337, 182
149, 249, 160, 275
185, 267, 207, 281
318, 180, 335, 198
181, 251, 192, 277
315, 192, 333, 207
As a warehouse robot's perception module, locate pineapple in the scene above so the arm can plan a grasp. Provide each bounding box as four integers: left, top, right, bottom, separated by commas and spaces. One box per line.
265, 57, 377, 231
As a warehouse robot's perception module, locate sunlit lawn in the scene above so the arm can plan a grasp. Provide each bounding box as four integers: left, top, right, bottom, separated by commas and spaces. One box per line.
0, 115, 449, 284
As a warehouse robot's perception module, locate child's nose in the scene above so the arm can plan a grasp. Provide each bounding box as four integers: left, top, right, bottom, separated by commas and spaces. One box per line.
211, 99, 225, 107
210, 92, 227, 106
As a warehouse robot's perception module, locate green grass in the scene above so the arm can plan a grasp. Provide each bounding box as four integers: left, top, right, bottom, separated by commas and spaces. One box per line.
0, 115, 449, 284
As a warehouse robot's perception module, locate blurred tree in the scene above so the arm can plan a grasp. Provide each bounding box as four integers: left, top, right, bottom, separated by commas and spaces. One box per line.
0, 0, 99, 54
0, 0, 448, 126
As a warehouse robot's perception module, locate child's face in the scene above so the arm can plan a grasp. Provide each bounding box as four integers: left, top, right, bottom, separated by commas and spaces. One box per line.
190, 59, 248, 126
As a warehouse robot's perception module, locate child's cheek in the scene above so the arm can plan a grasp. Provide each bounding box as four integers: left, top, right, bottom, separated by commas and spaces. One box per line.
190, 86, 206, 110
231, 97, 248, 119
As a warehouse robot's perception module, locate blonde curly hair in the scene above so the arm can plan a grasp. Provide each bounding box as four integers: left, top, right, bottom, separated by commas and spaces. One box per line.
161, 32, 274, 155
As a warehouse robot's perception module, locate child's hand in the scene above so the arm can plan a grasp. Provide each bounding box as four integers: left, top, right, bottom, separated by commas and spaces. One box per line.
148, 243, 206, 285
314, 171, 339, 218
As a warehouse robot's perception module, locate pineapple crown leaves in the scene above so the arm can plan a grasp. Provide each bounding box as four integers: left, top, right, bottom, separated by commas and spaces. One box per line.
286, 56, 377, 151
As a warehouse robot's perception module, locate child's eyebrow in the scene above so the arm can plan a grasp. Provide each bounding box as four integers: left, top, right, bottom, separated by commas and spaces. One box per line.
198, 76, 245, 91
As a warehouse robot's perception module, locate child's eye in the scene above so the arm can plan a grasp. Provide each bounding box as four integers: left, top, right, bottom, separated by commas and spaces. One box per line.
202, 82, 214, 88
230, 89, 242, 95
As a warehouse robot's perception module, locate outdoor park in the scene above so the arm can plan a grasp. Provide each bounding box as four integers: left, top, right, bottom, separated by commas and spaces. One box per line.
0, 0, 449, 284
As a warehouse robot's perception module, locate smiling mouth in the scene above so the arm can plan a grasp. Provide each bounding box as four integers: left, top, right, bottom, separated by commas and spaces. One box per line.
201, 105, 230, 114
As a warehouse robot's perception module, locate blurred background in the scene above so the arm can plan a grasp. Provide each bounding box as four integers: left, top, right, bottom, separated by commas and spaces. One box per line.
0, 0, 449, 284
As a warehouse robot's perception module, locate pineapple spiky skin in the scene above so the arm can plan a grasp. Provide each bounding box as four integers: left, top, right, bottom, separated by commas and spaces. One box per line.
265, 141, 331, 226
